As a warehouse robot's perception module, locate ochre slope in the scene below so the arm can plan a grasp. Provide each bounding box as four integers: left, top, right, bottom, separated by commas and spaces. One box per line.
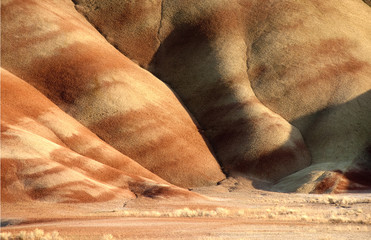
73, 0, 162, 68
150, 0, 313, 182
74, 0, 312, 181
246, 0, 371, 192
73, 0, 371, 192
1, 0, 225, 188
2, 0, 370, 194
1, 68, 198, 202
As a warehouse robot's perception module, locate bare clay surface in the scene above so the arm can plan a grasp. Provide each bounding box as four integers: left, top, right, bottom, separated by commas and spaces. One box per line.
2, 178, 370, 239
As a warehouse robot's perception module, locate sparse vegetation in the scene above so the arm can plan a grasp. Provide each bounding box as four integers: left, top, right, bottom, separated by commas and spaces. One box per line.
0, 229, 62, 240
198, 238, 245, 240
118, 207, 231, 218
0, 231, 120, 240
100, 234, 116, 240
307, 195, 371, 206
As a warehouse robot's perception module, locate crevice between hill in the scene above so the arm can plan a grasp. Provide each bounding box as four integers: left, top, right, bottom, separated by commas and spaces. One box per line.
70, 0, 127, 55
71, 0, 163, 68
363, 0, 371, 7
156, 0, 165, 46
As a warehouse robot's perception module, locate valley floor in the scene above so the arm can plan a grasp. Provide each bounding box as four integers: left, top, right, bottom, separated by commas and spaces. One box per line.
2, 179, 370, 240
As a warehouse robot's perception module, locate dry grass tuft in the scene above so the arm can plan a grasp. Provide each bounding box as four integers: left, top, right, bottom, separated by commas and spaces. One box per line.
0, 230, 119, 240
0, 229, 62, 240
119, 207, 231, 218
307, 196, 371, 206
100, 234, 116, 240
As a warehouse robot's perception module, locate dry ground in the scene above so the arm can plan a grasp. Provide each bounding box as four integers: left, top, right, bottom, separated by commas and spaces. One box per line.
1, 178, 370, 239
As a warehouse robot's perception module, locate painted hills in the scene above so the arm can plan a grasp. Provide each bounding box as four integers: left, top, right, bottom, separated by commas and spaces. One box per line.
1, 0, 371, 203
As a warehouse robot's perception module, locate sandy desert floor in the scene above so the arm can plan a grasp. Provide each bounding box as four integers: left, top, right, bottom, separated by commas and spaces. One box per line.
1, 178, 370, 240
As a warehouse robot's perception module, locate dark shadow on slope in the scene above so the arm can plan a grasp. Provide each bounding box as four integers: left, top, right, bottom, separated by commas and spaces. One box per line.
363, 0, 371, 7
149, 19, 233, 176
269, 90, 371, 193
1, 219, 23, 227
149, 21, 312, 186
151, 24, 371, 191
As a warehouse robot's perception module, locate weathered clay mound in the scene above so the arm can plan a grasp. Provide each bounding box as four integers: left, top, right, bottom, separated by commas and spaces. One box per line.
1, 69, 199, 202
1, 0, 225, 191
1, 0, 371, 198
72, 0, 371, 192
